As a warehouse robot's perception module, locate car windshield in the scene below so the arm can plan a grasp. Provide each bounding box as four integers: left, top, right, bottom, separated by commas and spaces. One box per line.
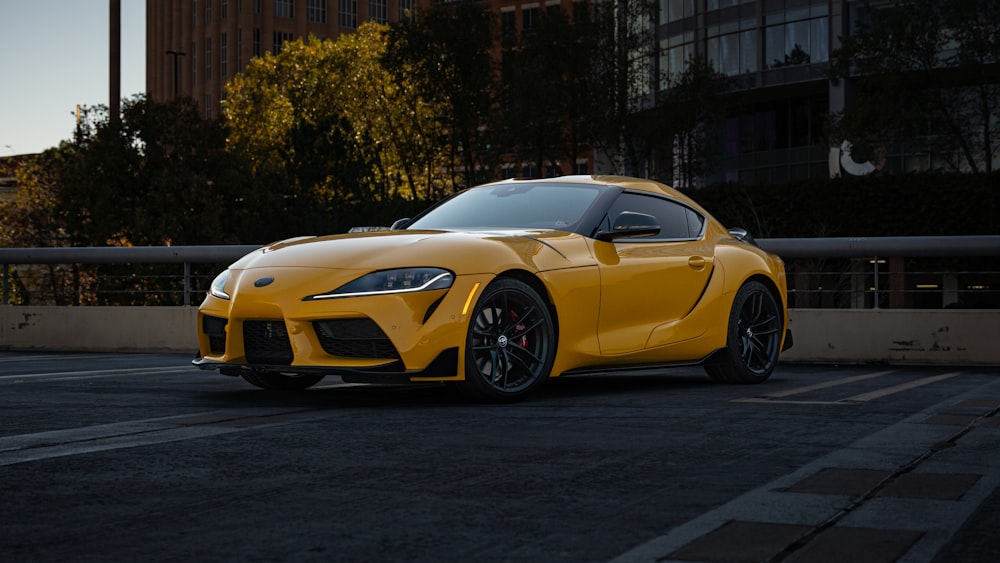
407, 182, 604, 231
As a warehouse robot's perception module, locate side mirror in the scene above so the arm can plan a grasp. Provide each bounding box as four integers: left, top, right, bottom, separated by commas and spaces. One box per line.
596, 212, 660, 242
390, 218, 411, 230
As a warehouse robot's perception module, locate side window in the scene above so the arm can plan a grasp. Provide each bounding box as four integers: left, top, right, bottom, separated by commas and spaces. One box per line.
607, 193, 705, 240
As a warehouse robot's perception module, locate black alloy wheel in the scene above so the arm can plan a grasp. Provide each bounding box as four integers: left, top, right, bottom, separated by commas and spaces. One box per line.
462, 278, 555, 402
705, 280, 782, 384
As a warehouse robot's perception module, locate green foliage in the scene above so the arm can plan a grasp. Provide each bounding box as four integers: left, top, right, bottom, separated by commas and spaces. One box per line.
587, 0, 658, 173
643, 55, 730, 187
2, 96, 258, 248
499, 8, 596, 176
226, 27, 454, 203
384, 4, 496, 190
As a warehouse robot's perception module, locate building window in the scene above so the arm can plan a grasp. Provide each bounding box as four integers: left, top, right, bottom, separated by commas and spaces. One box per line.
307, 0, 326, 23
398, 0, 413, 20
191, 42, 197, 85
205, 38, 212, 81
522, 7, 538, 31
254, 0, 261, 13
192, 0, 198, 26
253, 28, 261, 57
765, 10, 829, 69
659, 32, 693, 87
206, 0, 212, 22
221, 32, 228, 77
273, 31, 294, 54
205, 95, 212, 119
275, 0, 294, 18
339, 0, 357, 28
501, 10, 516, 41
369, 0, 386, 24
663, 0, 695, 23
221, 0, 228, 18
237, 28, 243, 68
707, 27, 757, 76
707, 0, 749, 9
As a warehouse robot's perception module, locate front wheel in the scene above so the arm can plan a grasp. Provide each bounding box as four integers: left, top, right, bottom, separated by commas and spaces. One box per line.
705, 280, 782, 384
241, 371, 325, 390
460, 278, 556, 403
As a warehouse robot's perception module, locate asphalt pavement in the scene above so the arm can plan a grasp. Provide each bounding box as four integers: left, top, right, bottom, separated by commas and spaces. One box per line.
0, 352, 998, 562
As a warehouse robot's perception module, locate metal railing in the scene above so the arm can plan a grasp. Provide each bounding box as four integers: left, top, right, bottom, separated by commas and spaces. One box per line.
2, 236, 999, 308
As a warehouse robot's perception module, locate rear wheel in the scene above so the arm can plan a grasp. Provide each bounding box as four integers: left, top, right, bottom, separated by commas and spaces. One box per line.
460, 278, 555, 403
705, 280, 782, 384
241, 371, 325, 390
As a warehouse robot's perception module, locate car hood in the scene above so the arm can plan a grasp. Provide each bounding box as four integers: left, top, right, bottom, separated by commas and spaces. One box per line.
229, 229, 596, 274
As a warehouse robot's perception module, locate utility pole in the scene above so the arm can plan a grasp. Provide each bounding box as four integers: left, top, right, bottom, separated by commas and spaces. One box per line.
110, 0, 121, 126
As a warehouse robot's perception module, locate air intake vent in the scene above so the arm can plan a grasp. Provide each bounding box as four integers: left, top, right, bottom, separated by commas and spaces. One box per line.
203, 315, 228, 355
314, 319, 400, 360
243, 320, 293, 365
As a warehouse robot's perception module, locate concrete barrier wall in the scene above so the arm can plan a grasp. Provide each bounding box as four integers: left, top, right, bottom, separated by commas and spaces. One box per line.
781, 309, 999, 366
0, 307, 200, 354
1, 306, 998, 365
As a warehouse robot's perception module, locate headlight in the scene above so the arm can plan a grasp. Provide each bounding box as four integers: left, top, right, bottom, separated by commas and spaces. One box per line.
209, 270, 231, 300
304, 268, 454, 301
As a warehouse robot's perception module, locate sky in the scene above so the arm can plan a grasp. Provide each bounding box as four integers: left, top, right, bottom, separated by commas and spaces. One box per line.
0, 1, 146, 156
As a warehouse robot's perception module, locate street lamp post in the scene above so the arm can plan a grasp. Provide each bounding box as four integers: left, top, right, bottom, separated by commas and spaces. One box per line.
166, 50, 186, 98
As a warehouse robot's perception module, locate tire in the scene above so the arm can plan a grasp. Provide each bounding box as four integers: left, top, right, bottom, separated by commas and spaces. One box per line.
460, 278, 556, 403
241, 370, 325, 390
705, 280, 782, 384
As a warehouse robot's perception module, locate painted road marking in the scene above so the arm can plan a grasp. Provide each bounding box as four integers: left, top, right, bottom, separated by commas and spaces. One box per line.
0, 408, 333, 466
734, 370, 964, 405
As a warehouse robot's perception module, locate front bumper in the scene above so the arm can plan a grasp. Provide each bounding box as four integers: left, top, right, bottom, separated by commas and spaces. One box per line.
192, 347, 458, 383
194, 270, 492, 382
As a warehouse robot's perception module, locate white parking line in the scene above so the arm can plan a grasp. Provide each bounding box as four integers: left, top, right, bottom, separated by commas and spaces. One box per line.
734, 370, 964, 405
840, 372, 963, 403
0, 353, 125, 363
763, 370, 897, 398
0, 366, 195, 383
0, 408, 328, 466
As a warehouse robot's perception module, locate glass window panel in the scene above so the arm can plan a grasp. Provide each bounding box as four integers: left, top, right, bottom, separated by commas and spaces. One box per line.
707, 36, 720, 73
740, 30, 757, 73
786, 20, 810, 64
765, 25, 784, 68
721, 33, 739, 75
811, 17, 828, 63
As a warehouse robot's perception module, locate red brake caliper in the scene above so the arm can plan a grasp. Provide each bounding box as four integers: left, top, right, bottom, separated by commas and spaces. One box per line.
510, 310, 528, 349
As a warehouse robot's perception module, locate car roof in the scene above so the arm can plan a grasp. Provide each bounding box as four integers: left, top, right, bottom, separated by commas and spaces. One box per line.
491, 175, 705, 213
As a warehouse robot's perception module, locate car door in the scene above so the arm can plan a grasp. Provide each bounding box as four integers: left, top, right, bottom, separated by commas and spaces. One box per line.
594, 192, 714, 355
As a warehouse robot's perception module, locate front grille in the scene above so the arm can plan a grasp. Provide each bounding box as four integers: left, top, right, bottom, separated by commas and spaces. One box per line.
243, 320, 293, 365
203, 315, 228, 354
314, 319, 400, 360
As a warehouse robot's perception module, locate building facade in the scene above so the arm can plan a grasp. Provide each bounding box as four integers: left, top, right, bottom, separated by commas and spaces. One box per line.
147, 0, 428, 118
148, 0, 995, 184
654, 0, 842, 185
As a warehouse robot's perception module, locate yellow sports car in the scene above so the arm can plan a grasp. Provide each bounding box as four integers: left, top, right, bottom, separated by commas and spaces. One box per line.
194, 175, 791, 402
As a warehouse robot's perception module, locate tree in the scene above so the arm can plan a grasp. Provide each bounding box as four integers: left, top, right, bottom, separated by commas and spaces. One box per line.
226, 27, 451, 205
500, 7, 596, 177
384, 4, 497, 190
587, 0, 658, 175
0, 95, 260, 304
646, 55, 731, 188
830, 0, 1000, 173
